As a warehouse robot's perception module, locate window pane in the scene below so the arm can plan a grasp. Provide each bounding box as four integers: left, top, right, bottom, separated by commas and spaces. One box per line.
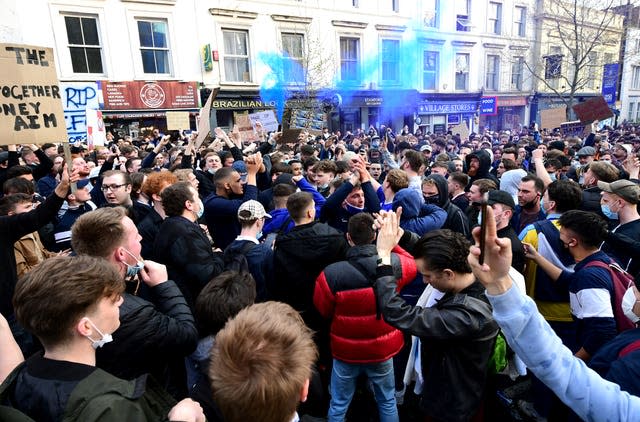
154, 50, 169, 73
141, 49, 156, 73
224, 31, 247, 56
86, 48, 103, 73
152, 21, 167, 48
69, 47, 88, 73
65, 16, 83, 44
138, 21, 153, 47
455, 73, 466, 90
81, 17, 99, 45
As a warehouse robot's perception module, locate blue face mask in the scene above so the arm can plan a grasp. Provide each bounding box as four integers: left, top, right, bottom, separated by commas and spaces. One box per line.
345, 203, 365, 215
601, 204, 619, 220
122, 248, 144, 278
196, 198, 204, 219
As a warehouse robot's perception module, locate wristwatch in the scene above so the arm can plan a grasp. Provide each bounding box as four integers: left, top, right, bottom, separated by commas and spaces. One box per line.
377, 256, 391, 266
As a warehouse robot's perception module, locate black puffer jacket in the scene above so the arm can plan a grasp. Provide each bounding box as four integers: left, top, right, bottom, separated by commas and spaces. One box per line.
153, 215, 224, 307
96, 281, 198, 398
375, 267, 498, 421
272, 221, 348, 317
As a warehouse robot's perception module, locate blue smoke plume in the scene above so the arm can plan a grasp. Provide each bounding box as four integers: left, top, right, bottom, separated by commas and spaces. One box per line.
258, 17, 456, 128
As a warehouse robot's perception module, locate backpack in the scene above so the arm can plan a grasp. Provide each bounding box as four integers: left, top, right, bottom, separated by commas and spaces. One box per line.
222, 240, 256, 273
584, 259, 636, 333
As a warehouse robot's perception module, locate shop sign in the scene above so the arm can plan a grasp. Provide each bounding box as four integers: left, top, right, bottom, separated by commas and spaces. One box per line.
364, 97, 383, 106
212, 99, 276, 109
479, 97, 498, 115
418, 101, 477, 115
498, 97, 527, 107
102, 81, 198, 110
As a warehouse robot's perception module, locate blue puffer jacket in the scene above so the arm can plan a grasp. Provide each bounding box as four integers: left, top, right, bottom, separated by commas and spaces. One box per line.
392, 188, 446, 236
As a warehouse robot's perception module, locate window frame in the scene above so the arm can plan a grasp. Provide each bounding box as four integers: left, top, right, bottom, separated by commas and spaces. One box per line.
488, 2, 502, 35
380, 38, 401, 85
455, 53, 470, 91
456, 0, 471, 32
281, 32, 305, 84
632, 66, 640, 90
511, 56, 524, 90
340, 36, 361, 83
485, 54, 500, 91
423, 50, 439, 90
423, 0, 438, 28
136, 19, 171, 75
222, 28, 252, 83
514, 6, 526, 37
63, 14, 105, 75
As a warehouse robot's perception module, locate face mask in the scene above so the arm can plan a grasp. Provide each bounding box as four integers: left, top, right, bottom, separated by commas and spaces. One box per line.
84, 318, 113, 349
207, 168, 216, 175
549, 173, 557, 182
622, 287, 640, 324
424, 194, 440, 205
539, 197, 545, 212
601, 204, 619, 220
318, 183, 329, 190
122, 248, 144, 278
345, 203, 364, 214
522, 195, 539, 210
195, 198, 204, 219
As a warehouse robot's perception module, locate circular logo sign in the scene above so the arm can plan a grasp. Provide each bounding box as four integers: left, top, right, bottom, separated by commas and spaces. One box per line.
140, 83, 166, 108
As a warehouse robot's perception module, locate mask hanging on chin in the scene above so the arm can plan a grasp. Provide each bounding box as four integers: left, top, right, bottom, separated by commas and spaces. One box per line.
345, 203, 365, 214
84, 318, 113, 349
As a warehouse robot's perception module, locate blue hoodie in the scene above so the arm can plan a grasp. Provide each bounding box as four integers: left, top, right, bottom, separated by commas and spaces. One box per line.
392, 188, 446, 236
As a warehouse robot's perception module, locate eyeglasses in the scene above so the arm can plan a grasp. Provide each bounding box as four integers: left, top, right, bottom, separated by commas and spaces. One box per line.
101, 184, 127, 192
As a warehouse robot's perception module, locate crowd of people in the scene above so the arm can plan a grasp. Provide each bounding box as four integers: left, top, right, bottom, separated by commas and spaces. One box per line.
0, 119, 640, 421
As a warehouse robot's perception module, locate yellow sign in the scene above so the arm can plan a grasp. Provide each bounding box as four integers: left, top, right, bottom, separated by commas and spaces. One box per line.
166, 111, 190, 130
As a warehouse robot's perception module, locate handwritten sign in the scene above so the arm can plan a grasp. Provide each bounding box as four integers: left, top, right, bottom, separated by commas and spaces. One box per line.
450, 121, 469, 141
166, 111, 190, 130
248, 110, 279, 133
540, 106, 567, 131
0, 44, 68, 145
560, 121, 586, 137
233, 112, 256, 142
60, 82, 100, 143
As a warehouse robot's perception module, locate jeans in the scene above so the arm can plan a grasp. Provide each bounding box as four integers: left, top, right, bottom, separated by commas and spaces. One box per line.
328, 358, 398, 422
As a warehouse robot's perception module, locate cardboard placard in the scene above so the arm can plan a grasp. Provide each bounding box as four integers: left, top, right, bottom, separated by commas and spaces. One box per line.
233, 112, 256, 142
195, 88, 218, 149
248, 110, 279, 133
166, 111, 190, 130
450, 121, 469, 141
572, 96, 613, 124
540, 106, 567, 131
278, 129, 304, 144
0, 44, 68, 145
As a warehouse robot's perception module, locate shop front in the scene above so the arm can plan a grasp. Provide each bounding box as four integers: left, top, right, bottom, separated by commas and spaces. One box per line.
416, 94, 480, 135
211, 90, 278, 130
336, 89, 417, 134
480, 96, 528, 131
100, 80, 200, 138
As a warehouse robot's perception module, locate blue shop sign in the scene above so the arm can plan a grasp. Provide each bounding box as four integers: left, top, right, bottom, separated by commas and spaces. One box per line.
480, 97, 498, 115
601, 63, 619, 106
418, 101, 477, 115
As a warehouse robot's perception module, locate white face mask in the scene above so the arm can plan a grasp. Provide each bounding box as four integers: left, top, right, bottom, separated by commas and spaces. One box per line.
621, 286, 640, 324
84, 318, 113, 349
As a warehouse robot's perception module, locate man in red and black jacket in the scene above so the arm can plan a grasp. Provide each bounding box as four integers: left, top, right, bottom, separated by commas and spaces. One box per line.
313, 212, 416, 421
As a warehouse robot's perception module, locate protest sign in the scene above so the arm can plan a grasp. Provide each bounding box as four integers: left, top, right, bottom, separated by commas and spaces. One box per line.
195, 88, 218, 149
560, 121, 586, 137
248, 110, 279, 133
540, 106, 566, 131
572, 96, 613, 124
450, 121, 469, 141
86, 109, 106, 148
0, 44, 68, 145
234, 112, 256, 142
166, 111, 190, 130
278, 129, 304, 144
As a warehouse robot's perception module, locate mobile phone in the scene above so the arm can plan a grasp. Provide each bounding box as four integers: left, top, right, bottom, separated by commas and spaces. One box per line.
479, 193, 489, 265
